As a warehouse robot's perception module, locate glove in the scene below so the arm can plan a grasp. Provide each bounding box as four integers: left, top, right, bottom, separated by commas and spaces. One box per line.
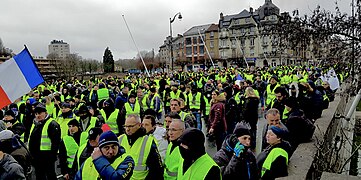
233, 142, 245, 157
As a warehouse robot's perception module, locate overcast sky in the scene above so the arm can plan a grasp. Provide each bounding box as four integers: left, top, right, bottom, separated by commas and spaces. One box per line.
0, 0, 352, 61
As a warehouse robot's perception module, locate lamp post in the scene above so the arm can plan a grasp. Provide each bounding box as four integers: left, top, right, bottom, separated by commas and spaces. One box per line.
169, 12, 182, 71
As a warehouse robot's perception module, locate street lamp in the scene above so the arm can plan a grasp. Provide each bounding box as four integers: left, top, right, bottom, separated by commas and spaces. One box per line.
169, 12, 182, 71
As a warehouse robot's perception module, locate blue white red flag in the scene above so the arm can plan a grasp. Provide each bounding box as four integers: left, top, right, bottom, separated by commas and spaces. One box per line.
0, 47, 44, 109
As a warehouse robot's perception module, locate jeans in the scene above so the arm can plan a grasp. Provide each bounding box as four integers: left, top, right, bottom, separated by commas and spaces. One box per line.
192, 111, 202, 130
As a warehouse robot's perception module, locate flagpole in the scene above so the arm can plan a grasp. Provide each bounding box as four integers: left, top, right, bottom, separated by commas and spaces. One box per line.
197, 29, 215, 69
121, 15, 151, 77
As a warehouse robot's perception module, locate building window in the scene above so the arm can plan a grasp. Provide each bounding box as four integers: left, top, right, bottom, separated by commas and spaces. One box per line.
210, 32, 214, 37
186, 47, 192, 55
210, 41, 214, 48
231, 40, 236, 46
193, 37, 198, 44
250, 38, 254, 46
250, 27, 255, 32
272, 59, 277, 66
245, 18, 250, 23
241, 38, 245, 46
193, 46, 197, 54
186, 38, 192, 45
199, 46, 204, 54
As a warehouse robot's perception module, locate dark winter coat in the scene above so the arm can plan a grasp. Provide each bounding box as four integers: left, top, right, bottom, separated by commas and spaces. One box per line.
0, 153, 26, 180
242, 96, 260, 127
28, 115, 61, 163
256, 141, 292, 179
209, 101, 227, 135
213, 135, 258, 180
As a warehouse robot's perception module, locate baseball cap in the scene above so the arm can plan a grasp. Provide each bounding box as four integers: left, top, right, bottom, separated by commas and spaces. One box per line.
88, 127, 103, 140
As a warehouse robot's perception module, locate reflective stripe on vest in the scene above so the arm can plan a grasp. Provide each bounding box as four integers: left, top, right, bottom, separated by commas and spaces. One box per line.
29, 119, 53, 151
97, 88, 109, 101
177, 153, 220, 180
124, 102, 141, 118
63, 135, 79, 168
81, 153, 129, 180
100, 109, 120, 134
188, 92, 201, 110
119, 135, 152, 179
164, 142, 182, 179
261, 147, 288, 177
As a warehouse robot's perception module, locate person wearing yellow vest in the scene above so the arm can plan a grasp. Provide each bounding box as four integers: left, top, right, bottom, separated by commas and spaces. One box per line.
142, 115, 168, 163
266, 87, 288, 123
265, 75, 280, 106
56, 102, 77, 138
119, 114, 164, 179
188, 88, 205, 130
77, 105, 102, 146
100, 99, 121, 135
59, 119, 81, 180
177, 128, 221, 180
146, 88, 163, 121
28, 103, 61, 180
164, 119, 185, 180
170, 98, 196, 128
72, 127, 103, 173
257, 126, 290, 179
75, 131, 134, 180
120, 93, 144, 124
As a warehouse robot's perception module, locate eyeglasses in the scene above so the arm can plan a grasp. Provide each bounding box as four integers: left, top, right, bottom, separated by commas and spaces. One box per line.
123, 123, 139, 129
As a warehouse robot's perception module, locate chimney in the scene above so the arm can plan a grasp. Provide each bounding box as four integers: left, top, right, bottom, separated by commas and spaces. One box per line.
250, 7, 253, 14
220, 12, 224, 21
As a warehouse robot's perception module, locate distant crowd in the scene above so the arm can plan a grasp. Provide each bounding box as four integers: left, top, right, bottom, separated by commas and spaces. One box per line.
0, 62, 348, 180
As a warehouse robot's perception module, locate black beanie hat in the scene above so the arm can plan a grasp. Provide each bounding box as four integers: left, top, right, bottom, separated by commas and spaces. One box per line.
270, 125, 288, 139
67, 119, 80, 127
233, 122, 251, 137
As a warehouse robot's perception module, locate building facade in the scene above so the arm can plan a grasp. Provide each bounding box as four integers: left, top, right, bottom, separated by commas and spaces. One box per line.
183, 24, 212, 65
48, 40, 70, 59
205, 24, 220, 66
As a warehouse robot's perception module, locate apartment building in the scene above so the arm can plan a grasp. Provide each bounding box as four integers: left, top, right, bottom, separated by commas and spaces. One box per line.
48, 40, 70, 59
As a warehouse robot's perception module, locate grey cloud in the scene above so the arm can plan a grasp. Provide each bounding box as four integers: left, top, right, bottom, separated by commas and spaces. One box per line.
0, 0, 352, 60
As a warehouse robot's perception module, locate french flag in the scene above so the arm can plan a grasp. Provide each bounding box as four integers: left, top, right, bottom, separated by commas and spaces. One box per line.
0, 47, 44, 109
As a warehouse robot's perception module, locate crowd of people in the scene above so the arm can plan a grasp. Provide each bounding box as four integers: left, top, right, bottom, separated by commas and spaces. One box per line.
0, 62, 347, 180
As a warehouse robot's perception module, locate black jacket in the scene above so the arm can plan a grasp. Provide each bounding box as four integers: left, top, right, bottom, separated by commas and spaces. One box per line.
242, 96, 260, 126
256, 141, 291, 179
213, 135, 258, 180
28, 115, 61, 163
7, 120, 26, 137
